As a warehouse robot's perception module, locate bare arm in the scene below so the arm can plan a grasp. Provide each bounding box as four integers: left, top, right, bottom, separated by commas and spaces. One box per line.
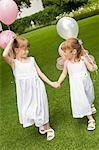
2, 39, 15, 69
34, 62, 59, 87
58, 62, 68, 84
82, 56, 98, 72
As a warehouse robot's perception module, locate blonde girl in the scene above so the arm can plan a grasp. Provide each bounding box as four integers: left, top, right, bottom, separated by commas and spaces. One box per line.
57, 38, 98, 131
3, 37, 59, 141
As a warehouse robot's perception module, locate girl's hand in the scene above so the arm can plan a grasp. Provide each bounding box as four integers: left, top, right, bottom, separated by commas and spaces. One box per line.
81, 56, 98, 72
51, 82, 60, 88
8, 37, 15, 46
10, 36, 16, 43
9, 34, 16, 45
92, 64, 98, 71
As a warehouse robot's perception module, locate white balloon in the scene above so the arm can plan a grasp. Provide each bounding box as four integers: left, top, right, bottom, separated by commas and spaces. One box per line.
56, 17, 79, 39
0, 22, 2, 31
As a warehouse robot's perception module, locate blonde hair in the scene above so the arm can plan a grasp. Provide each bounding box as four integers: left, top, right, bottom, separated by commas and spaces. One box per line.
9, 36, 30, 58
61, 38, 83, 59
56, 38, 84, 70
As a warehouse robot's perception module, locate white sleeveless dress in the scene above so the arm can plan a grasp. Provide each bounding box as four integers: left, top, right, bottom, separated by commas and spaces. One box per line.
13, 57, 49, 127
65, 59, 95, 118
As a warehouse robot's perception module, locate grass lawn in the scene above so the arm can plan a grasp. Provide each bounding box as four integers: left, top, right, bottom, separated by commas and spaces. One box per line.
0, 15, 99, 150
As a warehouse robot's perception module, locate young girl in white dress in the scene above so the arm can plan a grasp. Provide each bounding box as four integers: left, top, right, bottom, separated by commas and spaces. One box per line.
3, 37, 59, 141
56, 38, 98, 131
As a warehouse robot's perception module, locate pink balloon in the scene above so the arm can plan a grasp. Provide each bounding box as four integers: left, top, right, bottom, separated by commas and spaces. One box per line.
58, 42, 66, 60
0, 30, 16, 49
0, 0, 18, 25
56, 57, 65, 70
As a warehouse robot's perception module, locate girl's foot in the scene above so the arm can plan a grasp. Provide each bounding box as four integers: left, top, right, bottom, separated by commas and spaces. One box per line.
87, 119, 95, 131
46, 128, 55, 141
39, 126, 46, 134
39, 122, 55, 141
39, 127, 55, 141
91, 104, 96, 114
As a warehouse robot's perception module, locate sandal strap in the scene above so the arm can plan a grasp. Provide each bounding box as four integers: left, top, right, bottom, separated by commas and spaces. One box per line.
39, 126, 46, 134
45, 128, 54, 133
46, 128, 55, 141
88, 120, 95, 129
88, 119, 95, 124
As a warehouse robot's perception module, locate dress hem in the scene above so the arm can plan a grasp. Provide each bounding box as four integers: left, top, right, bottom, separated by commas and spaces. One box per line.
73, 111, 92, 118
20, 120, 49, 128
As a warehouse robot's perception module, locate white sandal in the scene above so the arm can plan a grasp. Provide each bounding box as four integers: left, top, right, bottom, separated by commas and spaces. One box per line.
91, 104, 96, 114
87, 119, 96, 131
39, 126, 46, 134
46, 128, 55, 141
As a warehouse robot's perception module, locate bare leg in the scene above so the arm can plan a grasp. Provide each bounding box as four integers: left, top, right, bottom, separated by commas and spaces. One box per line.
39, 122, 50, 133
43, 122, 50, 130
87, 114, 94, 121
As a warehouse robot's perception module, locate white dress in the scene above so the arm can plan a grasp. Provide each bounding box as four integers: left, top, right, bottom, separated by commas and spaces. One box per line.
65, 59, 95, 118
13, 57, 49, 128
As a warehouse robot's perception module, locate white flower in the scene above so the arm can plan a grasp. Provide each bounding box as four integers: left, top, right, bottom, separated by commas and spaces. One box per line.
78, 39, 83, 45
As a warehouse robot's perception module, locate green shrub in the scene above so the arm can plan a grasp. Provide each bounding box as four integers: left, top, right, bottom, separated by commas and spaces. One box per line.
9, 5, 63, 34
1, 1, 99, 34
56, 2, 99, 21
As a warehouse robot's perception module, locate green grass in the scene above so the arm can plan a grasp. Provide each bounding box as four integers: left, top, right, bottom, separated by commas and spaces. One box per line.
89, 0, 99, 3
0, 15, 99, 150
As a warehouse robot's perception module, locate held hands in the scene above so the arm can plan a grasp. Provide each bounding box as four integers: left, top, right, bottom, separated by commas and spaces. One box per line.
51, 81, 60, 88
9, 34, 16, 44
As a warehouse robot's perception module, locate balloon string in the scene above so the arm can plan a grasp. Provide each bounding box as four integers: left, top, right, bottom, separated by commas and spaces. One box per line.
85, 53, 94, 64
93, 69, 98, 82
8, 26, 10, 30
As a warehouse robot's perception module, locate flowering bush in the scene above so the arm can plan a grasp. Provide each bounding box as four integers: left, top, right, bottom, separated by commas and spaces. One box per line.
56, 2, 99, 21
